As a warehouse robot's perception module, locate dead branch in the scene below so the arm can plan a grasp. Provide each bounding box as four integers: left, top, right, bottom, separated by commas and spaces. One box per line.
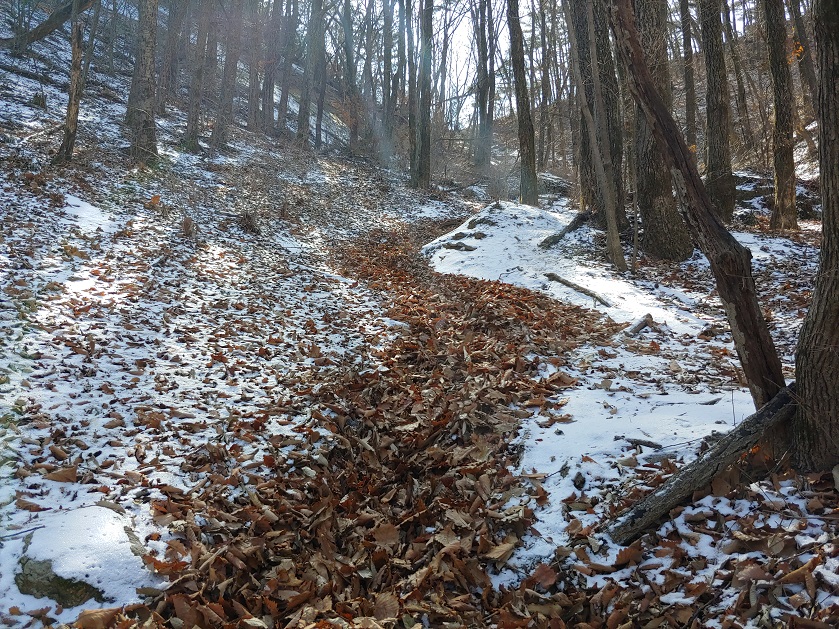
1, 0, 96, 51
544, 272, 611, 307
538, 210, 591, 249
608, 384, 796, 545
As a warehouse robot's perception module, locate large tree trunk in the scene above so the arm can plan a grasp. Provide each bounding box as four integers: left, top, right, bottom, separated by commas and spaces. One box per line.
792, 0, 839, 471
634, 0, 693, 261
211, 0, 245, 148
609, 0, 784, 410
699, 0, 735, 222
763, 0, 799, 231
508, 0, 538, 205
125, 0, 158, 162
412, 0, 433, 188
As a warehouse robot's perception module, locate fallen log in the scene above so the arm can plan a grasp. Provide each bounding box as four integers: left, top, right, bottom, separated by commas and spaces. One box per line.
544, 272, 611, 307
538, 210, 591, 249
608, 384, 796, 545
1, 0, 96, 51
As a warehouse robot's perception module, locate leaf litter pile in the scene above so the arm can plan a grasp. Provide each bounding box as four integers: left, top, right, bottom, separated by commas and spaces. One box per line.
125, 227, 628, 627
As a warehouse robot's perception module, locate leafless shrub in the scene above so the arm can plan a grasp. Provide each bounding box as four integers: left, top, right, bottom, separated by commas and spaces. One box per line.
181, 216, 197, 238
239, 209, 261, 235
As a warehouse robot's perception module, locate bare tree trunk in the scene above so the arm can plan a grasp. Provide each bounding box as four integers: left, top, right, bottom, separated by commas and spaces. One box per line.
412, 0, 433, 188
184, 0, 211, 152
158, 0, 189, 112
792, 0, 839, 471
634, 0, 693, 261
508, 0, 538, 205
762, 0, 799, 231
341, 0, 360, 153
787, 0, 818, 123
382, 0, 395, 159
722, 0, 756, 154
263, 0, 285, 130
679, 0, 697, 153
125, 0, 158, 162
277, 0, 298, 131
564, 0, 627, 271
473, 0, 495, 175
56, 0, 84, 164
406, 0, 418, 178
247, 0, 264, 131
211, 0, 245, 148
609, 0, 784, 410
297, 0, 326, 145
699, 0, 735, 221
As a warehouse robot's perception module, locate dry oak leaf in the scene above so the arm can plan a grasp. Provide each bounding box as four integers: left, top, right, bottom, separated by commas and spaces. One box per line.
531, 563, 558, 589
372, 522, 400, 547
44, 466, 77, 483
74, 607, 122, 629
614, 541, 644, 567
483, 541, 517, 563
373, 592, 400, 621
778, 555, 821, 585
16, 497, 49, 512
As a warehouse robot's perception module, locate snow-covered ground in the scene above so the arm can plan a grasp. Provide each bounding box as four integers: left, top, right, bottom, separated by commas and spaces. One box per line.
1, 7, 835, 627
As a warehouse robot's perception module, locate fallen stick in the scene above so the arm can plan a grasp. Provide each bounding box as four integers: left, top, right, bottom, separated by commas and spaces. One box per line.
608, 384, 796, 545
624, 313, 655, 336
544, 272, 611, 307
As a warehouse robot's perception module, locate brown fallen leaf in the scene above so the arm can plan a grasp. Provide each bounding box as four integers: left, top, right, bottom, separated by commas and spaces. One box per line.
44, 466, 77, 483
16, 497, 50, 512
75, 607, 122, 629
373, 592, 400, 620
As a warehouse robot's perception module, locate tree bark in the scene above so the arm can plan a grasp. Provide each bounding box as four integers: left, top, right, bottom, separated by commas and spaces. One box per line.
341, 0, 360, 153
0, 0, 95, 51
508, 0, 538, 205
679, 0, 697, 153
56, 0, 84, 164
609, 386, 796, 544
722, 0, 756, 154
413, 0, 433, 188
634, 0, 693, 261
699, 0, 735, 221
158, 0, 189, 112
297, 0, 326, 145
762, 0, 799, 231
211, 0, 245, 148
792, 0, 839, 471
277, 0, 298, 131
184, 0, 211, 152
125, 0, 159, 162
473, 0, 495, 175
787, 0, 818, 123
609, 0, 784, 410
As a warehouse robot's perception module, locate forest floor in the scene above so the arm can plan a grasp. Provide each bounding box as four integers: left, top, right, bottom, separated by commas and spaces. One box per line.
2, 20, 839, 629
